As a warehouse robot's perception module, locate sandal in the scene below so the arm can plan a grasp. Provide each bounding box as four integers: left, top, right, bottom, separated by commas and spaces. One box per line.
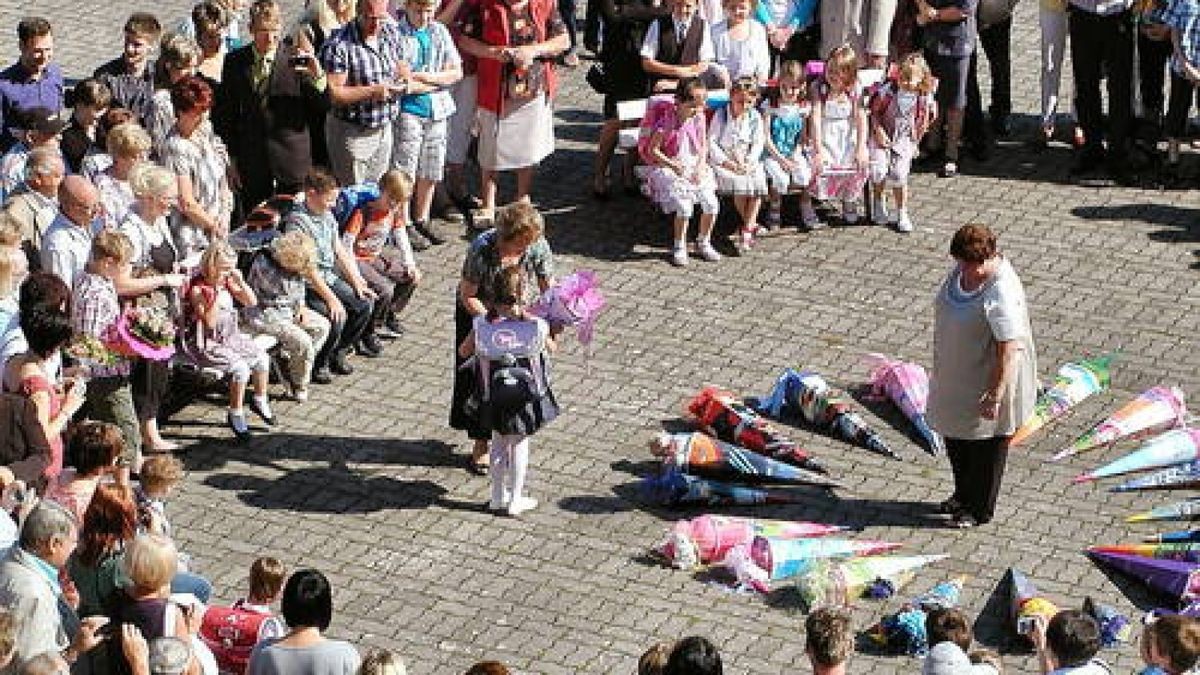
467, 456, 489, 476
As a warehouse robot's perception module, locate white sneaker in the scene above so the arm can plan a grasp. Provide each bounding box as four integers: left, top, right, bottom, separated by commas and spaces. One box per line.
895, 210, 915, 233
507, 495, 538, 516
670, 244, 689, 267
800, 203, 822, 230
870, 196, 889, 225
842, 200, 861, 224
696, 240, 722, 262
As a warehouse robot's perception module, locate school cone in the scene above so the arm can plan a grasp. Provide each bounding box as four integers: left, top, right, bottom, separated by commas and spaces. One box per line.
1074, 429, 1200, 484
640, 470, 811, 507
1144, 529, 1200, 544
794, 554, 948, 610
1089, 543, 1200, 564
724, 536, 903, 590
1056, 386, 1188, 461
687, 386, 825, 473
655, 515, 852, 570
1110, 460, 1200, 492
866, 576, 968, 656
1010, 352, 1117, 448
1087, 550, 1200, 606
864, 353, 946, 456
1008, 568, 1059, 638
1130, 500, 1200, 524
649, 431, 842, 488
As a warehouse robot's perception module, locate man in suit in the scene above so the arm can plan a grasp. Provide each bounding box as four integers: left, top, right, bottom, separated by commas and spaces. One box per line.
214, 0, 329, 210
0, 502, 106, 673
1, 147, 63, 271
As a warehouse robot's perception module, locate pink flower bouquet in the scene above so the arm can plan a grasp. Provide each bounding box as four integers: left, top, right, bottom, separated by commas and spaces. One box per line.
108, 307, 176, 361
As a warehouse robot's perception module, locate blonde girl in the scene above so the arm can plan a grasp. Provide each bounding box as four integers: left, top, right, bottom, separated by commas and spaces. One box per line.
762, 60, 816, 228
868, 53, 937, 232
709, 76, 768, 251
810, 44, 869, 225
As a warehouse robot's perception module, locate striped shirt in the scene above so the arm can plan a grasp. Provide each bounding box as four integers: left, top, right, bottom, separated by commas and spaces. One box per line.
1165, 0, 1200, 72
71, 272, 131, 379
320, 18, 405, 129
93, 57, 157, 127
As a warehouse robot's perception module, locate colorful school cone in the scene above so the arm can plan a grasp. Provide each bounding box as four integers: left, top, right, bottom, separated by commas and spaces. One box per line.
1008, 568, 1060, 637
1083, 597, 1133, 647
1010, 352, 1117, 448
1128, 498, 1200, 524
649, 432, 842, 488
794, 554, 948, 610
655, 515, 851, 570
866, 576, 967, 656
640, 470, 809, 507
1075, 429, 1200, 484
1110, 460, 1200, 492
724, 536, 903, 591
1087, 550, 1200, 605
528, 270, 606, 347
754, 368, 900, 460
1089, 543, 1200, 563
1145, 530, 1200, 544
687, 386, 824, 473
1056, 386, 1188, 461
864, 353, 946, 456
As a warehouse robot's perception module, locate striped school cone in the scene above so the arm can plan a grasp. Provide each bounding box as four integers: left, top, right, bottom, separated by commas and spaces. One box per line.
1056, 386, 1188, 461
1128, 498, 1200, 524
1110, 460, 1200, 493
1074, 429, 1200, 484
1010, 352, 1117, 448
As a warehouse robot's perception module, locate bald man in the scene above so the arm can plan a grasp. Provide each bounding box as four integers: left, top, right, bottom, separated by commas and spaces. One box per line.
2, 146, 63, 269
39, 175, 99, 289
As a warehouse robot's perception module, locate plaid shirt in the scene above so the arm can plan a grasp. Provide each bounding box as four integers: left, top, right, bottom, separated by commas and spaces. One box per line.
320, 18, 405, 129
1165, 0, 1200, 72
71, 272, 130, 379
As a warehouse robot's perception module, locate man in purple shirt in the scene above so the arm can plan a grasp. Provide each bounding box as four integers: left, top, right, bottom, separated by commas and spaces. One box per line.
0, 18, 65, 152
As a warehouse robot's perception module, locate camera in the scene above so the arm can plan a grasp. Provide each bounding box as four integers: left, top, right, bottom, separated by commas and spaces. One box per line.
288, 54, 314, 68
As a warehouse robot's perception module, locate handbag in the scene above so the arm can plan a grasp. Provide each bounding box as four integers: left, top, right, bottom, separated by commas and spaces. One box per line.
586, 62, 611, 95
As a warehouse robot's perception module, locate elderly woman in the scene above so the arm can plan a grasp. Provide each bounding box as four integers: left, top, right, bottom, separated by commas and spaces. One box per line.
928, 224, 1037, 529
457, 0, 570, 229
113, 163, 188, 452
94, 123, 154, 232
451, 202, 553, 474
243, 231, 332, 401
160, 75, 234, 266
147, 34, 204, 155
248, 569, 361, 674
589, 0, 670, 198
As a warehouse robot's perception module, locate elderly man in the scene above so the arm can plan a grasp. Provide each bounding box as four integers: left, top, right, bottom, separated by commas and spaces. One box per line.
2, 147, 63, 269
0, 108, 65, 205
0, 502, 106, 674
320, 0, 407, 185
0, 18, 64, 152
39, 176, 99, 289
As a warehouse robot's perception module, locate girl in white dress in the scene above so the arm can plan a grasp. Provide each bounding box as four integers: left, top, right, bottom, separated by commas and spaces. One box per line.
709, 76, 767, 251
810, 44, 869, 226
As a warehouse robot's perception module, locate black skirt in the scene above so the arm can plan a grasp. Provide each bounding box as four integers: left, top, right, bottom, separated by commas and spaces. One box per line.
449, 299, 491, 440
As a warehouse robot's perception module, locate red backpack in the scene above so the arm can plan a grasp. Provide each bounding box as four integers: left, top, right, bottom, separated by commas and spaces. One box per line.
199, 600, 274, 675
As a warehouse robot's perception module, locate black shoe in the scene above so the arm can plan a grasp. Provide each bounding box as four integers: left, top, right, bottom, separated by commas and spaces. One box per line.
330, 351, 355, 375
311, 367, 333, 384
226, 410, 252, 442
384, 314, 405, 336
1071, 147, 1106, 176
407, 227, 431, 251
356, 334, 383, 357
248, 396, 276, 426
989, 113, 1011, 138
413, 219, 447, 246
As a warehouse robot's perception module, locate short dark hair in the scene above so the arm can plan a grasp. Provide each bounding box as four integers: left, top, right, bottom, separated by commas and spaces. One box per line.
281, 568, 333, 631
1148, 615, 1200, 674
170, 75, 214, 115
664, 636, 722, 675
1046, 609, 1101, 668
17, 17, 52, 44
124, 12, 163, 39
21, 305, 73, 358
949, 223, 998, 264
68, 421, 124, 476
18, 272, 70, 316
926, 607, 972, 651
463, 662, 509, 675
805, 607, 853, 667
66, 78, 114, 110
674, 77, 706, 104
303, 167, 339, 193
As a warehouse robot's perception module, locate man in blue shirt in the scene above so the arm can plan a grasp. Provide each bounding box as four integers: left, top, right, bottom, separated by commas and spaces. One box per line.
0, 18, 65, 153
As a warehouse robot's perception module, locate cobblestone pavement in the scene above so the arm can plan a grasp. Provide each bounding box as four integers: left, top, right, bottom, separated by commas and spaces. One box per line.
4, 1, 1200, 672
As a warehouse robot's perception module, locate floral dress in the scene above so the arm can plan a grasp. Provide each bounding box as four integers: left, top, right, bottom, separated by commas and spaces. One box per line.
181, 283, 264, 373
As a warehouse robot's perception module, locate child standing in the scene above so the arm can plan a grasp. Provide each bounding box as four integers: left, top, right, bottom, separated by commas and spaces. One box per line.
458, 265, 558, 517
762, 60, 817, 228
1163, 0, 1200, 176
641, 77, 721, 267
811, 45, 870, 225
709, 75, 768, 251
868, 53, 938, 233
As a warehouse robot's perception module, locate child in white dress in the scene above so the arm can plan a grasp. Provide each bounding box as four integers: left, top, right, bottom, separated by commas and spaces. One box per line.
709, 75, 768, 251
811, 44, 870, 225
762, 60, 816, 228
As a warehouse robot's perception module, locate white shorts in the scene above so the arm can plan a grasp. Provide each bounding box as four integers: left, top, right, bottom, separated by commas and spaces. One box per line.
392, 113, 448, 181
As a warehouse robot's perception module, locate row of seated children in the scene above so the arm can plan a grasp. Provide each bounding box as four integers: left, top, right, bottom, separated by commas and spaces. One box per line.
638, 45, 938, 267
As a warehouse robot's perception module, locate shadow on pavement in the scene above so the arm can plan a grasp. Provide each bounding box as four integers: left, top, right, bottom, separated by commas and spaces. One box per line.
203, 462, 448, 513
1071, 203, 1200, 246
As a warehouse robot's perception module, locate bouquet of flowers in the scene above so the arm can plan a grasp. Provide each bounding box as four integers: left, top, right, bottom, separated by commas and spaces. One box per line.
65, 334, 118, 369
107, 307, 176, 361
529, 270, 606, 347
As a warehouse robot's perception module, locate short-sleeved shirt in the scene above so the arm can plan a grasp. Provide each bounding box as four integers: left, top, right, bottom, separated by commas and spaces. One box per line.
396, 15, 462, 120
923, 0, 979, 57
71, 272, 131, 379
640, 16, 717, 62
94, 169, 136, 233
244, 253, 307, 324
460, 228, 554, 306
248, 638, 361, 675
320, 18, 406, 128
711, 20, 771, 82
0, 62, 65, 150
284, 206, 342, 286
161, 129, 230, 263
1165, 0, 1200, 73
40, 214, 94, 290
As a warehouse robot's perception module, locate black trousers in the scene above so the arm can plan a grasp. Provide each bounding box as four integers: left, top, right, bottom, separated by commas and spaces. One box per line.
559, 0, 578, 51
1165, 72, 1200, 139
945, 435, 1010, 524
305, 276, 374, 369
1068, 7, 1134, 159
1139, 32, 1173, 119
965, 16, 1013, 138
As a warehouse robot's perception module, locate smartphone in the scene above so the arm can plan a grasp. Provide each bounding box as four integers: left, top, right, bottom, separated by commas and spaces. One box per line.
94, 622, 117, 639
288, 54, 314, 68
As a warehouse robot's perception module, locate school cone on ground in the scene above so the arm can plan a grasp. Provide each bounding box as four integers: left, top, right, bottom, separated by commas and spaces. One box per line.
1130, 499, 1200, 524
1088, 543, 1200, 563
724, 536, 903, 591
1009, 568, 1060, 638
754, 368, 900, 460
1144, 530, 1200, 544
1110, 461, 1200, 492
864, 353, 945, 456
1083, 597, 1133, 647
1010, 352, 1117, 448
649, 432, 842, 488
640, 470, 811, 506
1056, 386, 1188, 461
655, 515, 853, 569
687, 386, 824, 473
793, 554, 948, 609
1087, 550, 1200, 606
1074, 429, 1200, 484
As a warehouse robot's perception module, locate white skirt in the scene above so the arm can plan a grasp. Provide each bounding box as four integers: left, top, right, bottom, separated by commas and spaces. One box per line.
764, 155, 813, 193
477, 95, 555, 171
712, 163, 768, 196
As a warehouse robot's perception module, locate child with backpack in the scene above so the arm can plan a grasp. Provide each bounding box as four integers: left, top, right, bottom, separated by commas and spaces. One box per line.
458, 265, 558, 517
200, 557, 287, 675
867, 52, 937, 233
810, 44, 870, 226
761, 60, 817, 228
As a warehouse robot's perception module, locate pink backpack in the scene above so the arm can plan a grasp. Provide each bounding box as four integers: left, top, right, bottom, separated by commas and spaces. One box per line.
199, 600, 273, 675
